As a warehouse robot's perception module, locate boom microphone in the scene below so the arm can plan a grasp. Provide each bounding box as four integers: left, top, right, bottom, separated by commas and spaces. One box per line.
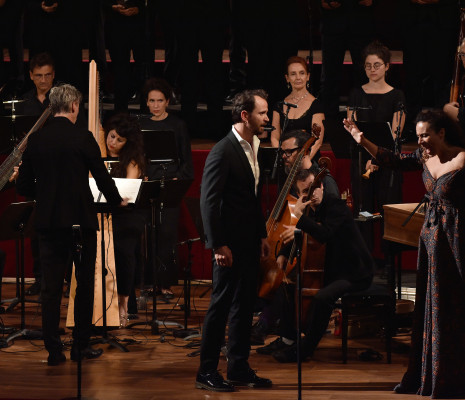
279, 101, 298, 109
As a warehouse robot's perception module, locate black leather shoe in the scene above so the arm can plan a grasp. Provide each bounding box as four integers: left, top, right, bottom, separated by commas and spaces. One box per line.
256, 337, 290, 355
195, 370, 235, 392
227, 368, 272, 388
47, 352, 66, 366
71, 345, 103, 361
26, 280, 41, 296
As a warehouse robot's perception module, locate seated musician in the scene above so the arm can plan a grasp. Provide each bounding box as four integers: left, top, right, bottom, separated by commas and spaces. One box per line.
251, 129, 339, 342
259, 165, 375, 363
104, 113, 146, 327
16, 52, 54, 116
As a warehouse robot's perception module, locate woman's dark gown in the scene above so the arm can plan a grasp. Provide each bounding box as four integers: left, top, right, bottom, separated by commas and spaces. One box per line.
377, 147, 465, 399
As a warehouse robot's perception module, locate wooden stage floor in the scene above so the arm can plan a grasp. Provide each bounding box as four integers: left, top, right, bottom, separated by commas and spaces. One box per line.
0, 281, 417, 400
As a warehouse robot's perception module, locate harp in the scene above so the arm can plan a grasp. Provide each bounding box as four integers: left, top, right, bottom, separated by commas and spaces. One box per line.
67, 61, 120, 328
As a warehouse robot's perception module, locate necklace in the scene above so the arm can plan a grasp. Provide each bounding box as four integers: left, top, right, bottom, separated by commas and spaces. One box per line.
289, 91, 309, 104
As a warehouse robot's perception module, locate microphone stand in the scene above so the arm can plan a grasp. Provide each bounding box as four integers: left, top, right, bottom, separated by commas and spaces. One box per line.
271, 104, 292, 190
294, 229, 303, 400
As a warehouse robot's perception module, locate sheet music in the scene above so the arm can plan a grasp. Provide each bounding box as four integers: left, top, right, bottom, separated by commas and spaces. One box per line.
89, 178, 142, 204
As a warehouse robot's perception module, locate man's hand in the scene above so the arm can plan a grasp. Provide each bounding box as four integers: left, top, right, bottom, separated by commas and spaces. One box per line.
112, 5, 139, 16
9, 164, 20, 182
443, 102, 460, 122
276, 255, 288, 271
260, 238, 270, 259
281, 224, 296, 245
120, 198, 129, 207
321, 0, 342, 10
214, 246, 233, 267
41, 1, 58, 13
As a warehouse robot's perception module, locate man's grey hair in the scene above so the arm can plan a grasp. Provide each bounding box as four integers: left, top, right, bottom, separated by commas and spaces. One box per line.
49, 84, 82, 115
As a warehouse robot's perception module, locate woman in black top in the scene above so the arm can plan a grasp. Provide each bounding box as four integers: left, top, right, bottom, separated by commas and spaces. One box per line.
271, 56, 325, 163
104, 113, 146, 327
138, 78, 194, 298
348, 41, 406, 219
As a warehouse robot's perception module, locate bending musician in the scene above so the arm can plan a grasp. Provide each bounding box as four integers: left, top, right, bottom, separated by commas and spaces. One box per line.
259, 165, 374, 363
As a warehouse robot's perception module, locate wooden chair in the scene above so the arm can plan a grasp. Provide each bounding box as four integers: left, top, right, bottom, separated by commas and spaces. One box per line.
340, 283, 395, 364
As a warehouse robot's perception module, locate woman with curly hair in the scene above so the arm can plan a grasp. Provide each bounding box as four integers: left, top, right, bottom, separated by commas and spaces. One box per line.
104, 113, 146, 327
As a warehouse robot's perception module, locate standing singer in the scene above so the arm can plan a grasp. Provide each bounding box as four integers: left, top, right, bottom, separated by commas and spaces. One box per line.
195, 89, 271, 392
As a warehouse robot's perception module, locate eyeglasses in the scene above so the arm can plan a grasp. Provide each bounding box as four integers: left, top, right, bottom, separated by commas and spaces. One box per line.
281, 147, 301, 158
32, 73, 53, 80
364, 63, 385, 71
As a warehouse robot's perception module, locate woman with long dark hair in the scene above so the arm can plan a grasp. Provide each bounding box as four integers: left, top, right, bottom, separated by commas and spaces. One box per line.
344, 110, 465, 399
104, 113, 146, 327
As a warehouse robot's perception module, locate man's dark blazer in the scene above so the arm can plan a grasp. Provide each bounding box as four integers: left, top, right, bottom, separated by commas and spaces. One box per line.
200, 130, 266, 252
16, 116, 122, 231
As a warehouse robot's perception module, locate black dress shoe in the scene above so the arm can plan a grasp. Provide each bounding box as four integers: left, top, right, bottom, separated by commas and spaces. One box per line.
227, 368, 272, 388
256, 337, 291, 355
195, 370, 235, 392
70, 345, 103, 361
26, 280, 41, 296
47, 352, 66, 366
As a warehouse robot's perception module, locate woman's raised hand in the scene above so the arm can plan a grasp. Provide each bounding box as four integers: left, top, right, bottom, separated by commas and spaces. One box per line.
343, 118, 364, 144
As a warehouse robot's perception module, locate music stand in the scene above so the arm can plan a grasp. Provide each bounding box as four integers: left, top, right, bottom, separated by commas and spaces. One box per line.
0, 115, 38, 154
258, 146, 279, 219
173, 196, 205, 339
129, 179, 193, 334
0, 201, 42, 347
88, 178, 143, 352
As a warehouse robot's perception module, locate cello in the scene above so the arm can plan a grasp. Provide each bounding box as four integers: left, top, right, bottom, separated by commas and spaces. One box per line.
259, 124, 320, 298
450, 8, 465, 104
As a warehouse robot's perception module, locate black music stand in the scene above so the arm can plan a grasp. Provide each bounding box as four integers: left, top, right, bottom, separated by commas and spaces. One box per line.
0, 201, 42, 347
173, 196, 205, 339
88, 178, 143, 353
0, 115, 37, 154
129, 179, 193, 334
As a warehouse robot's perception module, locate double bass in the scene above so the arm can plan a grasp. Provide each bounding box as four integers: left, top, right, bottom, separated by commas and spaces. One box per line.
259, 125, 320, 299
450, 8, 465, 104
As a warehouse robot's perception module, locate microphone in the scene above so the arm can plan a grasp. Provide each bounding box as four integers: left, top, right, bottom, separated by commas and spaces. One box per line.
279, 100, 298, 109
263, 125, 276, 132
348, 105, 372, 111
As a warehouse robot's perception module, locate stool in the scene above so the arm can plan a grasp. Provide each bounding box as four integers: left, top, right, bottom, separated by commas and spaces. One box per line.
340, 283, 394, 364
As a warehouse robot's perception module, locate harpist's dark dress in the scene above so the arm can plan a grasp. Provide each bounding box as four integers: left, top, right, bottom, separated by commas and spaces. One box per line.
376, 147, 465, 399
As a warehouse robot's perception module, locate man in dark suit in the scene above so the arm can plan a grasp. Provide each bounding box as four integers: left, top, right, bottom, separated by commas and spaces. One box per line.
195, 89, 272, 392
16, 84, 126, 366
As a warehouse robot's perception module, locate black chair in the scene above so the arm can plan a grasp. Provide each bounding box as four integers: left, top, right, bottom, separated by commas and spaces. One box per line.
340, 283, 395, 364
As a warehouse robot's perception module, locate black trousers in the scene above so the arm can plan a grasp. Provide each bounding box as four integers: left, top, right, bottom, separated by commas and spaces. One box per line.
302, 275, 372, 354
199, 245, 259, 374
39, 228, 97, 354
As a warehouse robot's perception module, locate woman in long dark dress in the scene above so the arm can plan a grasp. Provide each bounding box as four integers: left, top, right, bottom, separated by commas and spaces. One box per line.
344, 110, 465, 399
348, 41, 406, 216
139, 78, 194, 298
104, 113, 146, 327
271, 56, 325, 162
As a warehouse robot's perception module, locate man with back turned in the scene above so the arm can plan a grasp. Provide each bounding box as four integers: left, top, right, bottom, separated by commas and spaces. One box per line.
17, 84, 126, 366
